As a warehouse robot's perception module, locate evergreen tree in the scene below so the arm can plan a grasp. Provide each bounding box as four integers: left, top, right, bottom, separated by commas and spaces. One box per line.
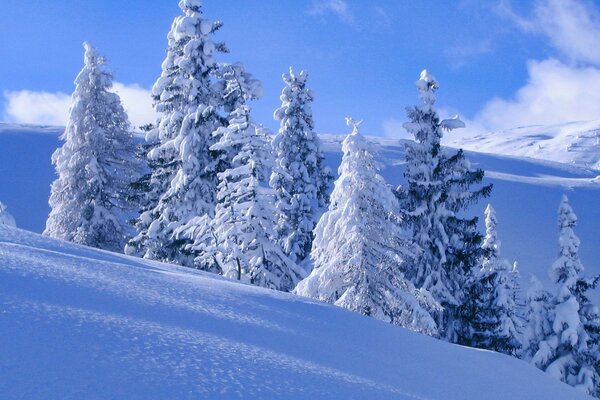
522, 276, 554, 361
127, 0, 227, 264
270, 67, 332, 264
511, 261, 527, 333
0, 201, 16, 228
399, 70, 492, 340
177, 61, 304, 291
532, 195, 599, 396
45, 43, 138, 252
459, 204, 521, 355
295, 119, 439, 335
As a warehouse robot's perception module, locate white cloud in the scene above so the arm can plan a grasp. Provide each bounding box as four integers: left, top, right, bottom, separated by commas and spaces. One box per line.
111, 83, 158, 128
3, 83, 157, 129
465, 0, 600, 132
3, 90, 71, 126
307, 0, 354, 25
506, 0, 600, 65
473, 58, 600, 131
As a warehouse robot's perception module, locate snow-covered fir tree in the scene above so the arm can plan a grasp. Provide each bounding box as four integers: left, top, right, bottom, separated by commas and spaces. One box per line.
0, 201, 16, 227
211, 62, 262, 175
532, 195, 599, 396
45, 42, 138, 252
126, 0, 227, 264
270, 67, 332, 265
215, 124, 304, 290
522, 276, 554, 361
295, 118, 439, 335
195, 93, 304, 290
399, 70, 492, 341
459, 204, 521, 355
511, 261, 527, 333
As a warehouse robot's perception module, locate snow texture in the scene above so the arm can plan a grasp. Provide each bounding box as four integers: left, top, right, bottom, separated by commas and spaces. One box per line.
0, 224, 591, 399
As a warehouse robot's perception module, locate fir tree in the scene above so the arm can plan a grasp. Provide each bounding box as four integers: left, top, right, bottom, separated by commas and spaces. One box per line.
177, 62, 305, 291
270, 67, 332, 264
511, 261, 527, 333
45, 43, 138, 252
522, 276, 554, 361
216, 123, 304, 290
127, 0, 227, 264
0, 201, 16, 228
532, 195, 599, 396
193, 87, 304, 289
459, 204, 521, 355
399, 70, 492, 340
295, 119, 439, 335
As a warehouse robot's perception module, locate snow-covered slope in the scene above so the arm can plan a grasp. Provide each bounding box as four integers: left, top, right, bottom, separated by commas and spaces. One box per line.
444, 120, 600, 170
0, 225, 591, 399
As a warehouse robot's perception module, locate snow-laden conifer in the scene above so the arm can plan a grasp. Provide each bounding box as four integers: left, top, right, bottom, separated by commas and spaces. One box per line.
185, 77, 304, 291
0, 201, 16, 227
295, 118, 439, 335
400, 70, 492, 340
522, 276, 554, 361
45, 43, 138, 252
532, 195, 599, 396
127, 0, 226, 264
270, 68, 332, 264
459, 204, 521, 355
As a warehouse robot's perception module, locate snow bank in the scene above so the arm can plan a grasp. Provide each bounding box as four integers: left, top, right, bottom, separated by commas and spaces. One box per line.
0, 225, 591, 399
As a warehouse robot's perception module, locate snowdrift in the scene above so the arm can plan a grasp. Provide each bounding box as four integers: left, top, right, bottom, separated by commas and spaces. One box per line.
0, 225, 591, 399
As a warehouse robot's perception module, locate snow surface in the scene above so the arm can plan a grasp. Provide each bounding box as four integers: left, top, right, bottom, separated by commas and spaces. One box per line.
0, 224, 591, 399
444, 120, 600, 170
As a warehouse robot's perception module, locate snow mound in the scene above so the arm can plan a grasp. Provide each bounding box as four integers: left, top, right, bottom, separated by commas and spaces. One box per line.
0, 225, 590, 399
445, 120, 600, 170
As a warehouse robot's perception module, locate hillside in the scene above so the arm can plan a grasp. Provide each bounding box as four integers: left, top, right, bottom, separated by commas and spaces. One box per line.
0, 224, 592, 399
444, 120, 600, 170
1, 123, 599, 301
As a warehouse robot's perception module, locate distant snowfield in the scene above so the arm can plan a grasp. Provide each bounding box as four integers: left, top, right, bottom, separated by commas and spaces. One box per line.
444, 120, 600, 170
1, 122, 599, 301
0, 225, 591, 399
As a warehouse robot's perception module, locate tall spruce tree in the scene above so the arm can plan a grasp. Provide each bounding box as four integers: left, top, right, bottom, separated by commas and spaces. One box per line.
295, 119, 439, 335
399, 70, 492, 341
126, 0, 227, 264
270, 67, 332, 265
531, 195, 599, 396
459, 204, 521, 355
45, 43, 138, 252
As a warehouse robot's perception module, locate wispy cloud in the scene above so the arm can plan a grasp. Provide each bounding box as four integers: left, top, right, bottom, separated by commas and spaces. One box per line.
372, 6, 392, 29
466, 0, 600, 132
499, 0, 600, 65
445, 39, 493, 69
3, 83, 157, 129
307, 0, 354, 25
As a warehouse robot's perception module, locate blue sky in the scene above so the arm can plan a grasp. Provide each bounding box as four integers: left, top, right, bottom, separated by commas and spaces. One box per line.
1, 0, 600, 137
